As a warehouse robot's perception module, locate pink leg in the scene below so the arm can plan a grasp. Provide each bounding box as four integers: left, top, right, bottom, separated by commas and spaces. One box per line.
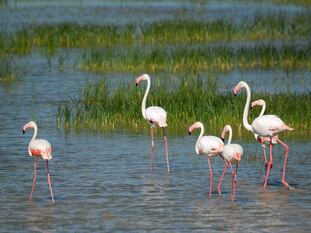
229, 162, 236, 202
262, 144, 268, 181
274, 137, 290, 188
207, 157, 213, 197
150, 127, 155, 161
29, 159, 37, 201
264, 141, 273, 188
46, 160, 55, 204
217, 162, 228, 196
162, 127, 170, 173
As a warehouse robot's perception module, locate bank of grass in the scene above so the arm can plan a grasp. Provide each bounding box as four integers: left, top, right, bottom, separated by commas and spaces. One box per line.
57, 77, 311, 138
2, 12, 311, 55
80, 43, 311, 73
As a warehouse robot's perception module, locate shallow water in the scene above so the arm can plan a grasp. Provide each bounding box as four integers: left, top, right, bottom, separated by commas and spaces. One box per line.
0, 51, 311, 232
0, 0, 308, 34
0, 1, 311, 232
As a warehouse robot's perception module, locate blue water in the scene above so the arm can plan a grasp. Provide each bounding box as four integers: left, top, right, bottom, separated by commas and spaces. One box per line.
0, 1, 311, 232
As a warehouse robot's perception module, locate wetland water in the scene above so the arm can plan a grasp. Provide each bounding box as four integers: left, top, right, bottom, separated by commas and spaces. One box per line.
0, 1, 311, 232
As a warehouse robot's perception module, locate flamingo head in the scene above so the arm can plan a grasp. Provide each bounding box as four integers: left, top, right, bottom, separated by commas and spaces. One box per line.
188, 122, 203, 135
251, 99, 265, 109
135, 74, 150, 86
221, 124, 231, 141
22, 121, 36, 134
233, 81, 248, 96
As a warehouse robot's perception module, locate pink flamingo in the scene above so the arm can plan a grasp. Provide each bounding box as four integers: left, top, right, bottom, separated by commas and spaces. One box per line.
188, 122, 224, 196
251, 99, 278, 167
233, 81, 293, 188
218, 125, 243, 202
22, 121, 54, 203
135, 74, 170, 173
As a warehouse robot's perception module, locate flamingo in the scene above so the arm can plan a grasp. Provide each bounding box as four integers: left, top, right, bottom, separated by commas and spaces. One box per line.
233, 81, 293, 188
251, 99, 278, 167
22, 121, 54, 203
188, 122, 224, 196
218, 125, 243, 202
135, 74, 170, 173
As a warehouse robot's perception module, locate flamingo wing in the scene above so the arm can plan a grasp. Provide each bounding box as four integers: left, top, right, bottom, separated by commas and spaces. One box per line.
145, 106, 167, 127
252, 115, 285, 136
222, 144, 243, 163
29, 139, 52, 160
197, 136, 224, 156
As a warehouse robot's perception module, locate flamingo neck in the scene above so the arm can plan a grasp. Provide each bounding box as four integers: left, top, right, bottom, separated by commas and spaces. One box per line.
31, 125, 38, 141
195, 122, 204, 154
141, 77, 150, 119
227, 127, 232, 145
259, 102, 266, 117
242, 85, 253, 132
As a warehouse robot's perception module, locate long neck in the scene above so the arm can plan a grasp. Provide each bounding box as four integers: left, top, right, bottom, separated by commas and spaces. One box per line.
227, 127, 232, 145
195, 123, 204, 154
259, 103, 266, 117
31, 125, 38, 141
141, 78, 150, 119
242, 85, 253, 132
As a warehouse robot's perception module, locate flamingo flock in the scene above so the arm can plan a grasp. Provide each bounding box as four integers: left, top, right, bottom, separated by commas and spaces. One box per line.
22, 74, 293, 204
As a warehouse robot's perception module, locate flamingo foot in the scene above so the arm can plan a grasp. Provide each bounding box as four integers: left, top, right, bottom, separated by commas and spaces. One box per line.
217, 186, 222, 196
281, 179, 295, 190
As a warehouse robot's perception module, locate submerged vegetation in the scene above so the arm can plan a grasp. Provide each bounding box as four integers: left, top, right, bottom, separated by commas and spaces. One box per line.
57, 77, 311, 138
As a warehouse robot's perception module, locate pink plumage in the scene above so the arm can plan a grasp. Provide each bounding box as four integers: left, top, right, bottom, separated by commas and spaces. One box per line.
136, 74, 170, 173
234, 81, 293, 189
188, 122, 224, 196
23, 121, 54, 203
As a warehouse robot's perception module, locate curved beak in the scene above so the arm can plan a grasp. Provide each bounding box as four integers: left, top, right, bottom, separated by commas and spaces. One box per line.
22, 129, 25, 134
221, 137, 225, 142
136, 83, 138, 86
188, 131, 192, 135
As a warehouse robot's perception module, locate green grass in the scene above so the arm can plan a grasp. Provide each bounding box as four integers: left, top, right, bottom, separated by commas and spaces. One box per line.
79, 43, 311, 73
2, 12, 310, 55
0, 55, 18, 84
57, 76, 311, 138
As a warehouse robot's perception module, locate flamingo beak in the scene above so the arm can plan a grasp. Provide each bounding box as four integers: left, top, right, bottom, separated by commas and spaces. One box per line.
188, 131, 192, 135
136, 83, 138, 86
221, 137, 225, 142
22, 129, 25, 134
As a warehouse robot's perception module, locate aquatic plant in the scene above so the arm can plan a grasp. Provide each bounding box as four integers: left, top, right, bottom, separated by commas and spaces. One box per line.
0, 55, 17, 84
79, 43, 311, 73
57, 76, 311, 139
2, 12, 310, 55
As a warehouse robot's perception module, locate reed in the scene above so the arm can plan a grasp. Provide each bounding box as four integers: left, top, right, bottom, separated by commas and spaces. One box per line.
79, 43, 311, 73
57, 76, 311, 139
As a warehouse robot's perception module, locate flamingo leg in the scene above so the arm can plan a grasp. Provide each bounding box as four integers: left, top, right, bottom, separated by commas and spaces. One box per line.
262, 144, 268, 182
29, 159, 37, 201
217, 162, 229, 196
229, 162, 236, 202
162, 127, 170, 173
46, 160, 55, 204
207, 157, 213, 197
264, 141, 273, 188
274, 136, 290, 188
150, 127, 155, 161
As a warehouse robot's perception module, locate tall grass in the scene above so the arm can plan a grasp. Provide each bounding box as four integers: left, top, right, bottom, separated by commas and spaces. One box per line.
80, 43, 311, 73
57, 76, 311, 138
2, 12, 311, 54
